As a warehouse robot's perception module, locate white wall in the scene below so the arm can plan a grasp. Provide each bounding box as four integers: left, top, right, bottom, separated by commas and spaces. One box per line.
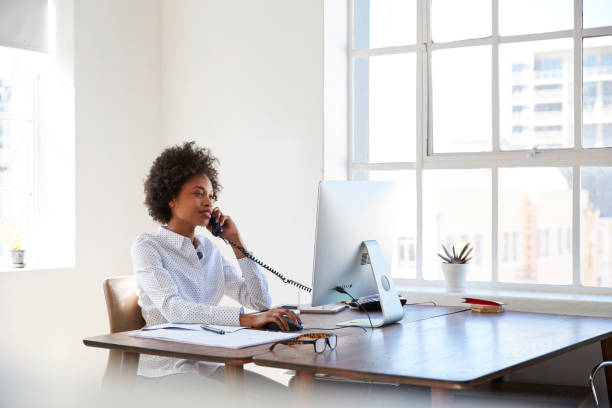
160, 0, 324, 305
0, 0, 162, 405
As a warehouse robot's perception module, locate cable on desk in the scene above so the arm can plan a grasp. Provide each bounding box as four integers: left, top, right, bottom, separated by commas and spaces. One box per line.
333, 286, 374, 331
303, 326, 367, 333
405, 301, 437, 306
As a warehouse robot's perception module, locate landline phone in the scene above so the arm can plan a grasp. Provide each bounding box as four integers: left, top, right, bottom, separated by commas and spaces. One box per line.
209, 216, 312, 293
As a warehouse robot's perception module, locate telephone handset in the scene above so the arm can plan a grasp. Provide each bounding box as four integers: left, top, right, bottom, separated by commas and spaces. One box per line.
209, 216, 312, 293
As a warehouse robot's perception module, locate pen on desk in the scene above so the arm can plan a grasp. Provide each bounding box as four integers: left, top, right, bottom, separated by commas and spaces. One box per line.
200, 324, 225, 335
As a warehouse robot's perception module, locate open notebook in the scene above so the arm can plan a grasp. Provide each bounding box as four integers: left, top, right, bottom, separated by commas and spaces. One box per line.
131, 323, 300, 349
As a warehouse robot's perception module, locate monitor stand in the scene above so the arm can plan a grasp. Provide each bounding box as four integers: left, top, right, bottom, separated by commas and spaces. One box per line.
336, 240, 405, 328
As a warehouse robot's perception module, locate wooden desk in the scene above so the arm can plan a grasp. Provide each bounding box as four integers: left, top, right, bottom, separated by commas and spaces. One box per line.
83, 305, 465, 392
253, 309, 612, 406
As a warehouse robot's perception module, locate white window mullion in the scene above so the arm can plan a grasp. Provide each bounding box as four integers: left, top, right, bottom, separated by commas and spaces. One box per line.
416, 0, 427, 281
347, 0, 354, 180
492, 168, 499, 283
572, 0, 582, 287
574, 0, 583, 152
492, 0, 500, 153
31, 72, 41, 263
573, 164, 581, 287
352, 162, 416, 171
425, 0, 433, 158
351, 44, 418, 58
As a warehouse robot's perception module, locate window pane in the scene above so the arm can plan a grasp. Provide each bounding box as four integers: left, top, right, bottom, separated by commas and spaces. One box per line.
353, 0, 416, 49
499, 39, 574, 150
584, 0, 612, 29
583, 36, 612, 148
0, 120, 33, 258
581, 167, 612, 287
499, 0, 573, 36
0, 46, 36, 117
354, 170, 416, 279
353, 53, 416, 162
431, 0, 491, 43
432, 46, 491, 153
423, 169, 491, 281
499, 168, 572, 284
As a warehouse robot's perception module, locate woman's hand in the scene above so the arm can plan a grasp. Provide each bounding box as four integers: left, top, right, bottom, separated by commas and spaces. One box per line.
239, 308, 302, 331
207, 207, 240, 242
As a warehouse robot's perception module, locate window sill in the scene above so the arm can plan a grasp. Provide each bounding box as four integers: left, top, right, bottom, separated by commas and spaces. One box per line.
0, 263, 73, 273
396, 285, 612, 318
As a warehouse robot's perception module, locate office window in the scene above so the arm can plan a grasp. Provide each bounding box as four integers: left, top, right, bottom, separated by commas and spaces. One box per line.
353, 169, 416, 279
581, 167, 612, 287
432, 46, 491, 153
535, 103, 563, 112
354, 54, 416, 162
583, 124, 598, 147
423, 169, 491, 282
583, 82, 597, 109
500, 39, 573, 151
603, 81, 612, 106
535, 84, 562, 91
0, 46, 75, 269
603, 124, 612, 146
347, 0, 612, 293
0, 49, 36, 264
431, 0, 490, 43
584, 0, 612, 29
584, 37, 612, 149
499, 168, 572, 284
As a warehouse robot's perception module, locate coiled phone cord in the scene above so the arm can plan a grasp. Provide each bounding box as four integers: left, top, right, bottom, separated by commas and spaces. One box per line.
222, 237, 312, 293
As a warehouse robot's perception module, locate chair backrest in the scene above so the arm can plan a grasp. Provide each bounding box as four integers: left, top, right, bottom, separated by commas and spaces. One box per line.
103, 275, 145, 333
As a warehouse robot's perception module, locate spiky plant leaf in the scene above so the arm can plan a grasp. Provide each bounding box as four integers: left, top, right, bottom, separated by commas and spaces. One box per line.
442, 244, 452, 259
437, 253, 452, 263
458, 243, 470, 260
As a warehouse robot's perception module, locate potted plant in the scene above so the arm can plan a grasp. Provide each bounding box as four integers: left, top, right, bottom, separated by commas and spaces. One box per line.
0, 219, 25, 268
438, 243, 472, 292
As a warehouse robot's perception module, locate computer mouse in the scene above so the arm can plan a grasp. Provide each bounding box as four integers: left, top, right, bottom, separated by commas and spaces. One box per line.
263, 315, 303, 331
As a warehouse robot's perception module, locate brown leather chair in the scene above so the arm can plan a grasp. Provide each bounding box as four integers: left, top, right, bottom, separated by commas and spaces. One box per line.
102, 275, 145, 382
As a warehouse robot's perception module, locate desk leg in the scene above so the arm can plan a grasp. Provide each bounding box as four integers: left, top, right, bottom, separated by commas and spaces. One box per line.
118, 352, 139, 389
224, 363, 244, 394
602, 337, 612, 408
430, 387, 452, 408
293, 371, 314, 406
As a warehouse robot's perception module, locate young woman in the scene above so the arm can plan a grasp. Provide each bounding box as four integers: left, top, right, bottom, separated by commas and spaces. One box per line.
132, 141, 301, 379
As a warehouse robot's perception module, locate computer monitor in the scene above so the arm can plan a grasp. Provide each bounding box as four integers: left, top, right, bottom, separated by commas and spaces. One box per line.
311, 181, 404, 327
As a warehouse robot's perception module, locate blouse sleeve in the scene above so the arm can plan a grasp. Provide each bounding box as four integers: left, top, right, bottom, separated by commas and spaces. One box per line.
222, 253, 272, 311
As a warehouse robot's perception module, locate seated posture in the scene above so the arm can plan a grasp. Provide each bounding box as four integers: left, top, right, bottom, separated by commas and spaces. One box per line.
132, 141, 301, 379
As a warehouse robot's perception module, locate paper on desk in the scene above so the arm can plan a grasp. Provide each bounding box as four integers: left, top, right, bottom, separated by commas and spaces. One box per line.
142, 323, 246, 333
130, 328, 301, 349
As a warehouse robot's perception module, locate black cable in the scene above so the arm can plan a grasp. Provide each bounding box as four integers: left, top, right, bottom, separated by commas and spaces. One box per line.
222, 237, 312, 293
333, 286, 374, 331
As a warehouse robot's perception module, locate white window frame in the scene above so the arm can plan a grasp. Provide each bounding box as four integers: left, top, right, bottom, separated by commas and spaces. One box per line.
347, 0, 612, 295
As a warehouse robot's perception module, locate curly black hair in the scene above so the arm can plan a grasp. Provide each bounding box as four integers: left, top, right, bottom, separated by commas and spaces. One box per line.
144, 141, 222, 224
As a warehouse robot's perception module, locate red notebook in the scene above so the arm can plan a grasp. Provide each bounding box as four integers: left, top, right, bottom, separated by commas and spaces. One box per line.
462, 297, 505, 306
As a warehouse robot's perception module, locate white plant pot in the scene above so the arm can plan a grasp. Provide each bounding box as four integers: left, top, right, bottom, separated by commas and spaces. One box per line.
441, 263, 469, 292
10, 250, 25, 267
